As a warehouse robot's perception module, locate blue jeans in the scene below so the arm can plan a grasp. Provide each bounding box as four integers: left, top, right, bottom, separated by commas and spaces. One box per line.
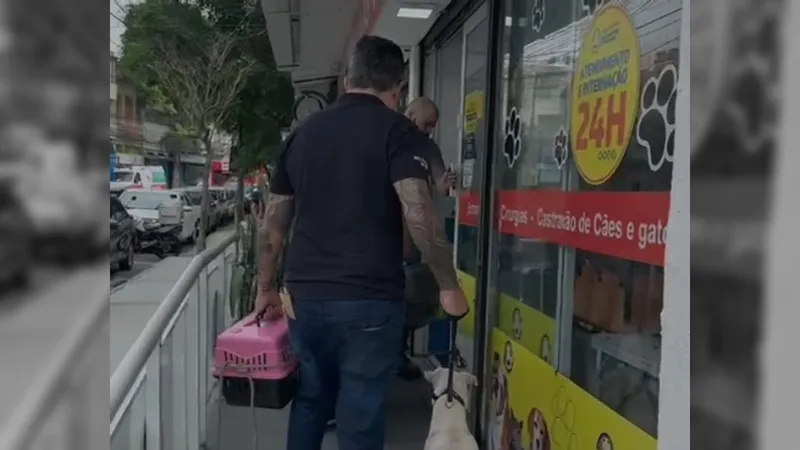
286, 298, 405, 450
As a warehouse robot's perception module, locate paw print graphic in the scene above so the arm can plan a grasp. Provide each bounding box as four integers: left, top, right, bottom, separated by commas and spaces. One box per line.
550, 386, 578, 450
504, 108, 522, 168
552, 127, 568, 169
512, 308, 523, 341
503, 340, 515, 373
636, 64, 678, 172
531, 0, 545, 32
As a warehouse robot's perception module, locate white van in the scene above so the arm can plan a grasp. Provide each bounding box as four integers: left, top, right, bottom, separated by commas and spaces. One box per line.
110, 165, 169, 192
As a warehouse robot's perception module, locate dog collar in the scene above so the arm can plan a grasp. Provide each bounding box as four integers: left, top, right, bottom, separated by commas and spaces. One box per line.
432, 390, 467, 408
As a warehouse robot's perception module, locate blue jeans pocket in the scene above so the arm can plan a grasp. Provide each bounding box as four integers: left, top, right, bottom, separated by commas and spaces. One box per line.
337, 301, 404, 381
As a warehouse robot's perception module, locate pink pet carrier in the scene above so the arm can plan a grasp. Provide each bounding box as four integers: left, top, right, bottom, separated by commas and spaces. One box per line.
212, 315, 298, 409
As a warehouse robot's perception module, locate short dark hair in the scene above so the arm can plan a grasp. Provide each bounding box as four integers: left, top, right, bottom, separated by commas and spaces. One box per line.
346, 35, 405, 92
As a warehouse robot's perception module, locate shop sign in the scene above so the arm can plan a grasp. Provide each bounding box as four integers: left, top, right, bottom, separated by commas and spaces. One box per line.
117, 153, 145, 165
462, 90, 485, 189
458, 190, 669, 266
463, 91, 485, 135
570, 4, 641, 185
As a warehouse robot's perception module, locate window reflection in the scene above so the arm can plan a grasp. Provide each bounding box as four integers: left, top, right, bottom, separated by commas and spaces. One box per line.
488, 0, 681, 438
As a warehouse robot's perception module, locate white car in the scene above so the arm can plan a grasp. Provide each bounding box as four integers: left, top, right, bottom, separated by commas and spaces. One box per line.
172, 187, 211, 232
118, 188, 200, 243
210, 187, 235, 221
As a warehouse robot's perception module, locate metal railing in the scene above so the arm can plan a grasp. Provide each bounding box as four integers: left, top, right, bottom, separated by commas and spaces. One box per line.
110, 232, 238, 449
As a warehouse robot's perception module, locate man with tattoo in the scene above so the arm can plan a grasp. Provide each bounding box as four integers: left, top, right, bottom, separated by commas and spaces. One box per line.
397, 96, 457, 380
252, 35, 468, 450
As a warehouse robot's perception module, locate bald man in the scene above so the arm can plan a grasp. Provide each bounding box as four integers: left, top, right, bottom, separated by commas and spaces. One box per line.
397, 97, 456, 380
404, 97, 455, 196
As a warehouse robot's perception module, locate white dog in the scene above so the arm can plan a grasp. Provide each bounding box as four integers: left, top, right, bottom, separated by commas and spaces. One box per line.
424, 368, 480, 450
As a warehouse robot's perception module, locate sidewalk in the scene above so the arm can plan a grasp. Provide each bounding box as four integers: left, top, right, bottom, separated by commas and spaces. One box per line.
110, 230, 233, 373
205, 358, 435, 450
0, 264, 108, 431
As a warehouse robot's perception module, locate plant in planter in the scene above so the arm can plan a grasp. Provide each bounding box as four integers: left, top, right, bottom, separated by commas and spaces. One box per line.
228, 187, 283, 321
229, 208, 260, 321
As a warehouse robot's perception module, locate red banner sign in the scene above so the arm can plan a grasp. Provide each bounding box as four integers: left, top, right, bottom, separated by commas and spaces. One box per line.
458, 190, 670, 266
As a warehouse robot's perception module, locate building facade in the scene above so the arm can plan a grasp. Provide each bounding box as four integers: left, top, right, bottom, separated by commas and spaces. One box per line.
410, 1, 684, 448
265, 0, 689, 447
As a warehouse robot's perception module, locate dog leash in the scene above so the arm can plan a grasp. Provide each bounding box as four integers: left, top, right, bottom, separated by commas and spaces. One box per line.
445, 318, 458, 406
442, 316, 467, 408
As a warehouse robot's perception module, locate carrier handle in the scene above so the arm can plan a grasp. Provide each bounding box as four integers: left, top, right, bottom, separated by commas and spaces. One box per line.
246, 303, 284, 327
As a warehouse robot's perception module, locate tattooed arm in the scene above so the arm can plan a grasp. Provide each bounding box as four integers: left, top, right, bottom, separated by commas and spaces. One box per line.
394, 178, 459, 290
257, 193, 294, 294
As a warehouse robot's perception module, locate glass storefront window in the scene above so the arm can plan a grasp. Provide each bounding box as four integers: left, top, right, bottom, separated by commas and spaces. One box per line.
482, 0, 681, 446
435, 33, 464, 168
451, 6, 489, 373
423, 50, 437, 111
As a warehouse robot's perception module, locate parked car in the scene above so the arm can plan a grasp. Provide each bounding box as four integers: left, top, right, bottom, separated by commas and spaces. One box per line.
208, 189, 227, 226
118, 188, 198, 243
173, 187, 219, 232
0, 185, 32, 288
21, 147, 107, 263
110, 195, 135, 271
209, 187, 235, 222
110, 183, 127, 198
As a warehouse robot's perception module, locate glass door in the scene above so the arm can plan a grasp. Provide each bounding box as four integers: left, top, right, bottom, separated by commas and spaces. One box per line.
453, 2, 489, 375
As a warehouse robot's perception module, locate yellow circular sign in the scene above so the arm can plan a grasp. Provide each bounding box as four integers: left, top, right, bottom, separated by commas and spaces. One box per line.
570, 4, 641, 185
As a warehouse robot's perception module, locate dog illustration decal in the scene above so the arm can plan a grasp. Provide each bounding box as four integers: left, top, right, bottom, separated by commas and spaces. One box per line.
596, 433, 614, 450
507, 415, 524, 450
527, 408, 551, 450
512, 308, 523, 341
490, 351, 514, 450
539, 335, 552, 364
500, 407, 521, 450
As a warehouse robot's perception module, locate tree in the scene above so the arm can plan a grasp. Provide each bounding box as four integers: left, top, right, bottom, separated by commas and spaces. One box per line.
120, 0, 254, 250
201, 0, 294, 182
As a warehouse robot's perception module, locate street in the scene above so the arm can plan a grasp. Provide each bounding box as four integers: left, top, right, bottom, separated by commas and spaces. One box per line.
111, 224, 236, 289
110, 242, 193, 289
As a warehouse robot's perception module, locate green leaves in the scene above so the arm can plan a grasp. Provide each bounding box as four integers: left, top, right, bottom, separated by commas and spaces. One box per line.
119, 0, 294, 170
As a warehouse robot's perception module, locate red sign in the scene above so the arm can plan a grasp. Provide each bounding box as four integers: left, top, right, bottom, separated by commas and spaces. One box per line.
458, 190, 670, 266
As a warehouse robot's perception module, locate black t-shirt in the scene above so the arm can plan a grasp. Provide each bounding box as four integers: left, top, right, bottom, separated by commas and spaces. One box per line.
270, 93, 439, 300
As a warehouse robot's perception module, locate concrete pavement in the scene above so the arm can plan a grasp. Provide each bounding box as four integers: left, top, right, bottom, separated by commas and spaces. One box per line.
110, 228, 234, 374
206, 360, 435, 450
0, 263, 108, 432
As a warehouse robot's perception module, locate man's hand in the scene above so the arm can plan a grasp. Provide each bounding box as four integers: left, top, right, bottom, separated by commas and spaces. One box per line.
250, 289, 283, 322
440, 288, 469, 318
440, 167, 457, 191
434, 167, 457, 197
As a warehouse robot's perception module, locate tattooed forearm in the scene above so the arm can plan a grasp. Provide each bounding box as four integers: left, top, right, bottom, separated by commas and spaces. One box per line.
394, 178, 459, 290
258, 193, 294, 293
